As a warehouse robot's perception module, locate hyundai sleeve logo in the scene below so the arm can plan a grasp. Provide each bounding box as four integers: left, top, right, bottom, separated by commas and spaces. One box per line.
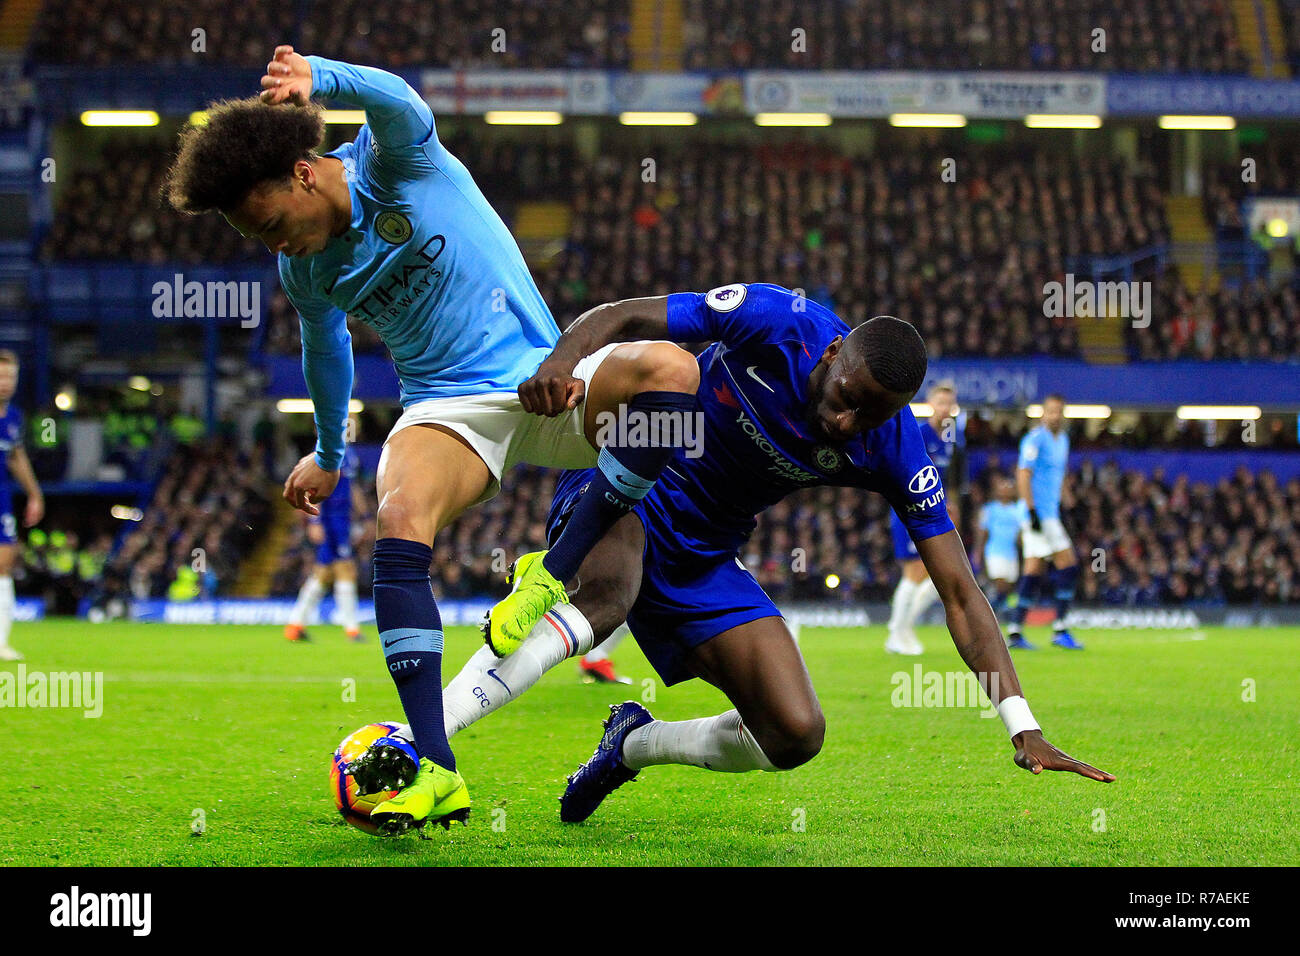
908, 465, 940, 495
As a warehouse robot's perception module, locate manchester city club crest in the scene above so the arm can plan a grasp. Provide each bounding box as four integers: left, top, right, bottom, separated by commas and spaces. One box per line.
814, 444, 844, 473
375, 211, 413, 244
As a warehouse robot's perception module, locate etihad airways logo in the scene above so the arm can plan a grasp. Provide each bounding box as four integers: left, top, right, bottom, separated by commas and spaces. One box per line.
734, 409, 818, 484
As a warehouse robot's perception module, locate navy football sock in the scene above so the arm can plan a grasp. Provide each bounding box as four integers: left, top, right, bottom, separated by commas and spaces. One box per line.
373, 537, 455, 771
1009, 573, 1044, 628
543, 390, 697, 583
1050, 564, 1079, 629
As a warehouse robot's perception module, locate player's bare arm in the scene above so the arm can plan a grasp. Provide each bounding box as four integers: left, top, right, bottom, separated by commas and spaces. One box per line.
519, 296, 671, 415
6, 446, 43, 527
916, 529, 1115, 784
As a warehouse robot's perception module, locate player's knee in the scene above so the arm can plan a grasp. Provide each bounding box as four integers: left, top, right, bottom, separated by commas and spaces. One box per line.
572, 574, 635, 636
628, 342, 700, 396
374, 496, 431, 544
759, 707, 825, 770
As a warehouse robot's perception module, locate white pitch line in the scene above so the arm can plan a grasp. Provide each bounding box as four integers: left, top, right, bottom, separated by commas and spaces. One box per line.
100, 673, 391, 684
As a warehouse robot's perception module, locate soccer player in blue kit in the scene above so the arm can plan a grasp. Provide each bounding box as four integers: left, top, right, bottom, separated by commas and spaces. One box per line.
0, 351, 43, 662
884, 381, 961, 655
165, 47, 699, 832
285, 441, 366, 642
354, 283, 1113, 819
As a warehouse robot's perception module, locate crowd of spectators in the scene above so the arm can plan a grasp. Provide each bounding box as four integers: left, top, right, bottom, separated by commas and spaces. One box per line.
98, 440, 271, 602
262, 455, 1300, 607
32, 0, 628, 68
1042, 462, 1296, 605
46, 132, 1300, 362
32, 0, 1248, 73
682, 0, 1249, 73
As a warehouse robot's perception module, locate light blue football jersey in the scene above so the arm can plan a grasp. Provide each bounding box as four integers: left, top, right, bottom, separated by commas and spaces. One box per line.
279, 57, 560, 469
1017, 424, 1070, 520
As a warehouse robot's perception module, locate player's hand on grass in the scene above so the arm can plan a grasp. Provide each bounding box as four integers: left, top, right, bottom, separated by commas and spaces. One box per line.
518, 359, 584, 417
284, 453, 339, 516
1013, 729, 1115, 783
260, 45, 313, 106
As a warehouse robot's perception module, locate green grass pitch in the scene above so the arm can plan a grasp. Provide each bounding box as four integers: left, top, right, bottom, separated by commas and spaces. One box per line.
1, 618, 1295, 866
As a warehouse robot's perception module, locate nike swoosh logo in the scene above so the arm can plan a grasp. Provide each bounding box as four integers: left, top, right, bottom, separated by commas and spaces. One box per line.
323, 273, 340, 296
486, 668, 513, 696
382, 635, 413, 648
746, 365, 774, 393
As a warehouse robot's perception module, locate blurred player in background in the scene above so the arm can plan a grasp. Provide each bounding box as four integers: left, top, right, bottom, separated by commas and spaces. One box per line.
1006, 394, 1081, 650
578, 623, 631, 684
884, 382, 962, 655
975, 474, 1024, 641
285, 439, 365, 642
0, 351, 43, 661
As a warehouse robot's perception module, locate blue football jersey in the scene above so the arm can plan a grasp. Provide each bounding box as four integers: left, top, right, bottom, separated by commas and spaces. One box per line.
279, 57, 561, 469
0, 402, 22, 499
1017, 424, 1070, 520
316, 445, 359, 524
642, 283, 954, 558
980, 500, 1024, 562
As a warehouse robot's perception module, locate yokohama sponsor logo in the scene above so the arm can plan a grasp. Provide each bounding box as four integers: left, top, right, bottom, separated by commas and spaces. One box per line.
735, 409, 818, 483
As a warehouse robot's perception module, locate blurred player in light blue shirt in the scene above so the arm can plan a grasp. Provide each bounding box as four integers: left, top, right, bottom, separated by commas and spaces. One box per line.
976, 475, 1025, 622
1007, 394, 1081, 650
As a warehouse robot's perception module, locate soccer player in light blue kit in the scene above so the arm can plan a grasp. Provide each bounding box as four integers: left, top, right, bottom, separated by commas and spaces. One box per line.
355, 284, 1113, 814
1006, 394, 1082, 650
975, 474, 1025, 627
165, 46, 700, 832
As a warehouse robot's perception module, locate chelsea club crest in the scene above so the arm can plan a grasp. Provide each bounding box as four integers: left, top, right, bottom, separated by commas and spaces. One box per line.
375, 211, 413, 244
814, 444, 844, 473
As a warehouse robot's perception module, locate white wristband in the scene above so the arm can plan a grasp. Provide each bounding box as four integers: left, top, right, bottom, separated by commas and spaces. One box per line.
997, 696, 1039, 739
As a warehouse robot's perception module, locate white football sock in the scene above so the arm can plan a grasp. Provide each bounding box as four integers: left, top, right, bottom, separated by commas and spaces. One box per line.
906, 577, 941, 627
334, 578, 359, 632
583, 622, 629, 663
289, 575, 325, 627
0, 575, 13, 647
441, 602, 595, 737
888, 577, 918, 636
621, 709, 777, 773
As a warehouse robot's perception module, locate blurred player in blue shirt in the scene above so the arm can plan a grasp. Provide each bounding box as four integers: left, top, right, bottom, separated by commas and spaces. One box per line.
285, 438, 366, 642
165, 47, 700, 831
1007, 394, 1082, 650
885, 382, 962, 655
0, 352, 43, 661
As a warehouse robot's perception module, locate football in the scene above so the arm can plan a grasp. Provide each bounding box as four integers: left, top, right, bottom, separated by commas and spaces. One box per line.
329, 722, 402, 834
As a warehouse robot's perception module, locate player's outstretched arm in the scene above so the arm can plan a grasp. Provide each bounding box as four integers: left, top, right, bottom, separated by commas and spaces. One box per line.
519, 296, 671, 416
261, 45, 435, 152
916, 529, 1115, 783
